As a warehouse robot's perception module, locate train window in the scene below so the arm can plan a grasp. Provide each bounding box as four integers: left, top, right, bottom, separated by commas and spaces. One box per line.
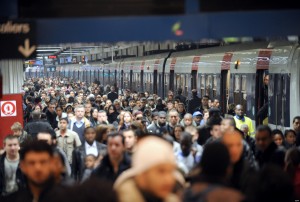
241, 75, 247, 93
144, 73, 147, 92
234, 75, 240, 92
124, 73, 128, 88
213, 75, 217, 98
179, 74, 184, 95
185, 74, 188, 97
201, 74, 205, 97
149, 74, 153, 93
198, 74, 201, 96
241, 75, 247, 111
165, 74, 168, 87
206, 75, 212, 96
137, 73, 140, 91
175, 74, 180, 90
147, 73, 150, 92
165, 74, 169, 98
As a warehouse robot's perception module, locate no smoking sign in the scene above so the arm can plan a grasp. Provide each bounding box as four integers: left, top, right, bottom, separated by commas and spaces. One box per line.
0, 100, 17, 117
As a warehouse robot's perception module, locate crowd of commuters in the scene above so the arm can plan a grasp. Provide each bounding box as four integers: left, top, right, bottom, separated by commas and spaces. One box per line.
1, 76, 300, 202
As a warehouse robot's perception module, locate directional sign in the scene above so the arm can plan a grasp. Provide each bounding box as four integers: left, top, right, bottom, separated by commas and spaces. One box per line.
0, 20, 36, 59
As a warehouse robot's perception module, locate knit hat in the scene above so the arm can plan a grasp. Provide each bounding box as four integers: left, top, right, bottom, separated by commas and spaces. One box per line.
114, 136, 176, 188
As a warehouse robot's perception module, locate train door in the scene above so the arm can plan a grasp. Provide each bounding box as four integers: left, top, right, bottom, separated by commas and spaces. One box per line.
197, 73, 201, 97
129, 70, 133, 90
132, 73, 135, 91
102, 69, 105, 86
213, 74, 220, 100
137, 73, 141, 92
169, 70, 175, 92
108, 70, 111, 85
144, 73, 148, 92
153, 70, 158, 94
120, 70, 124, 90
255, 70, 268, 125
140, 70, 144, 92
183, 74, 188, 97
220, 70, 230, 115
175, 74, 179, 91
148, 73, 154, 93
158, 73, 162, 97
164, 73, 169, 98
233, 74, 248, 117
206, 75, 212, 98
269, 73, 290, 128
114, 69, 117, 88
191, 70, 197, 96
89, 70, 92, 84
200, 74, 205, 98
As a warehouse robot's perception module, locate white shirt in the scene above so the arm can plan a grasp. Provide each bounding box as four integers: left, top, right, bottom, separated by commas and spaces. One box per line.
85, 141, 98, 157
75, 119, 84, 128
173, 141, 181, 154
176, 151, 195, 174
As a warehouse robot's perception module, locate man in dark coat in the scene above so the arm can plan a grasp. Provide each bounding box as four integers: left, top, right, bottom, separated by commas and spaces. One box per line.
45, 102, 57, 129
255, 125, 285, 169
107, 86, 118, 103
72, 127, 107, 181
92, 132, 131, 183
24, 111, 53, 138
187, 89, 201, 114
174, 88, 186, 104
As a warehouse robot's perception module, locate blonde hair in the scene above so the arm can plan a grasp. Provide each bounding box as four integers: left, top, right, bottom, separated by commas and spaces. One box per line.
11, 122, 23, 131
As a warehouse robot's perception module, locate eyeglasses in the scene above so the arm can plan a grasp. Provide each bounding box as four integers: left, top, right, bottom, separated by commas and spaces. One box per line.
136, 117, 143, 120
159, 117, 166, 119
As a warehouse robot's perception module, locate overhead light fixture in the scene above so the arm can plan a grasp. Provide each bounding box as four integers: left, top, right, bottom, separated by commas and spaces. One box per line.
37, 47, 62, 49
36, 49, 61, 52
60, 53, 81, 55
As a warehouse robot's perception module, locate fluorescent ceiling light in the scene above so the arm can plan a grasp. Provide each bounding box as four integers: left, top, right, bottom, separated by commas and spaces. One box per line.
60, 53, 81, 55
37, 47, 62, 49
36, 49, 61, 52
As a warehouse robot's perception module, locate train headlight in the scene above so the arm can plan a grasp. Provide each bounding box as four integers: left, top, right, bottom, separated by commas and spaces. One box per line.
234, 60, 240, 69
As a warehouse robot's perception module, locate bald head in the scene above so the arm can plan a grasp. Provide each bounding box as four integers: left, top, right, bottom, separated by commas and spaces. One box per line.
235, 104, 244, 116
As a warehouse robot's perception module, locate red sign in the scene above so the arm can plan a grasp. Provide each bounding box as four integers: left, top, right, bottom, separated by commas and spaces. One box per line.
170, 57, 177, 71
221, 52, 233, 70
48, 55, 57, 59
1, 101, 17, 116
0, 94, 24, 148
257, 50, 272, 69
192, 56, 200, 71
141, 61, 145, 70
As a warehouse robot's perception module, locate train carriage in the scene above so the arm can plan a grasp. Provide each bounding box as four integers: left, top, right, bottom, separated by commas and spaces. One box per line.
42, 41, 300, 129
